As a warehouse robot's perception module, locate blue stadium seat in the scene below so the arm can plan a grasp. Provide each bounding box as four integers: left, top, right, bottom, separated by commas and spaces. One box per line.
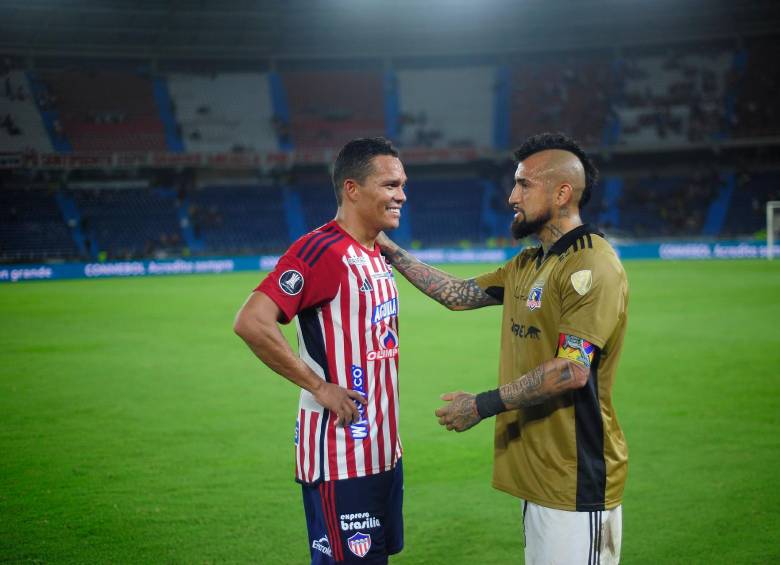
0, 188, 79, 263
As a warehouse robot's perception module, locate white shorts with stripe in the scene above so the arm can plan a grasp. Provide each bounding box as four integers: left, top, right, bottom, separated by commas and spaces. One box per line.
521, 500, 622, 565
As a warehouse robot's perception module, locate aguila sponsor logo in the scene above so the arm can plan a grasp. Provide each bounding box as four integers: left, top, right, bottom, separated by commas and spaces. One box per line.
371, 297, 398, 324
349, 365, 369, 440
367, 326, 399, 361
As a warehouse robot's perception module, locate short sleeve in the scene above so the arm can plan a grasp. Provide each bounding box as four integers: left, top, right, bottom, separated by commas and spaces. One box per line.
558, 250, 627, 348
256, 250, 339, 323
475, 263, 508, 303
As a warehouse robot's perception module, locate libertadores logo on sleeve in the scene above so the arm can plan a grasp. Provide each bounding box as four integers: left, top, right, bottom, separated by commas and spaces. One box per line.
279, 269, 304, 295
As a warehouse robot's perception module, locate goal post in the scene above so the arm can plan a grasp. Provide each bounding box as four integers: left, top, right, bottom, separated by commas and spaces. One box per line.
768, 201, 780, 260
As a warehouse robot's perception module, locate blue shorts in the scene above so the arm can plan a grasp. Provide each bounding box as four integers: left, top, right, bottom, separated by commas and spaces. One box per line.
302, 459, 404, 564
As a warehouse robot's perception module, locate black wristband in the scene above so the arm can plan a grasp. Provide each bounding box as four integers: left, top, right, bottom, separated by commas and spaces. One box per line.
475, 388, 505, 419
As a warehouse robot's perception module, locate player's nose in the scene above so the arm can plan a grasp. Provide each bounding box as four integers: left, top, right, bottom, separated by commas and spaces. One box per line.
508, 185, 522, 206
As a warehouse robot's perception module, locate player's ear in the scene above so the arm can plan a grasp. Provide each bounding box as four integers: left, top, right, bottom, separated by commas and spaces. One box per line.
556, 182, 574, 206
343, 179, 359, 202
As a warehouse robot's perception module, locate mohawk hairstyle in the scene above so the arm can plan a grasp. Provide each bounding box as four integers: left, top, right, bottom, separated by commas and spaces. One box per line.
513, 132, 598, 209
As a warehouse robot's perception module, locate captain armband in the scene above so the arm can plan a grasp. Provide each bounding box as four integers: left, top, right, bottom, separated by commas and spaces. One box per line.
475, 388, 506, 419
556, 333, 595, 368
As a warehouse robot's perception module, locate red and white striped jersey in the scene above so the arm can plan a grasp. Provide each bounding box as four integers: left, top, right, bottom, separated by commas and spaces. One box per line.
256, 221, 402, 484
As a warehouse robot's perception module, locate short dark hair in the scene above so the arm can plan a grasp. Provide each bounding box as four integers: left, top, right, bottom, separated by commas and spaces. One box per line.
512, 132, 598, 209
332, 137, 399, 205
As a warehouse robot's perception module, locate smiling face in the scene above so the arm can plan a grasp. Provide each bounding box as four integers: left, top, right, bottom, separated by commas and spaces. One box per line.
351, 154, 407, 232
508, 152, 555, 239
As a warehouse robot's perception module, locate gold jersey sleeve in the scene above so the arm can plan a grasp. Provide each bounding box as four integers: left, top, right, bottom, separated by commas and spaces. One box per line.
557, 245, 629, 349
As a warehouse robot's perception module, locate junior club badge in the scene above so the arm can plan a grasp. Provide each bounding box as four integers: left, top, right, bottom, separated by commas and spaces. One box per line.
347, 531, 372, 558
526, 281, 544, 310
570, 270, 593, 296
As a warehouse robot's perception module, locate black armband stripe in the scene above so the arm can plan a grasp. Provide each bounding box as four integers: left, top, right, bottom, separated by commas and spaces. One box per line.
484, 286, 504, 302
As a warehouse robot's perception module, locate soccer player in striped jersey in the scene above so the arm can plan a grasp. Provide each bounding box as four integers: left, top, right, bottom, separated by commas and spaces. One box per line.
234, 138, 407, 564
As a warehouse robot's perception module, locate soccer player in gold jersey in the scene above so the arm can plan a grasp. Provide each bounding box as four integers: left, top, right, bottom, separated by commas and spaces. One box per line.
378, 132, 628, 564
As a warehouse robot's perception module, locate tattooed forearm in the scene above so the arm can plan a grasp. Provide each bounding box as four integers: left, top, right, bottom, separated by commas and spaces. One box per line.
499, 359, 588, 409
384, 246, 499, 310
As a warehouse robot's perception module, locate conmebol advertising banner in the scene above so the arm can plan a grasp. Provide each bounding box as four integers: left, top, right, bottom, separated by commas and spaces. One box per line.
1, 241, 777, 283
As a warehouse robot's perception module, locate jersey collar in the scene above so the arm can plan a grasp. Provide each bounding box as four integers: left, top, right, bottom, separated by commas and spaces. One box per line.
534, 224, 603, 267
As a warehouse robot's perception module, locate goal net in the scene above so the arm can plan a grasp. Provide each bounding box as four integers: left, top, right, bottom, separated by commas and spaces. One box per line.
768, 201, 780, 260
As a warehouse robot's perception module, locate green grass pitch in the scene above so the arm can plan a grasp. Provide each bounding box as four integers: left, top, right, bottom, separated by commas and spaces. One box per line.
1, 260, 779, 564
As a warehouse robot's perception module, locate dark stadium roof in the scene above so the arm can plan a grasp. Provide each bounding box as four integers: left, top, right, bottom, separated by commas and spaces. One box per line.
1, 0, 779, 63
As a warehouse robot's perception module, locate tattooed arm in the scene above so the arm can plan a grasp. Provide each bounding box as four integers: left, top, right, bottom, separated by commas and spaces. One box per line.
498, 358, 589, 409
377, 232, 500, 311
435, 358, 589, 432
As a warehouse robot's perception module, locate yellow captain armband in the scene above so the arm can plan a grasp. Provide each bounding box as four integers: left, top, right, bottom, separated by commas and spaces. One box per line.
556, 333, 595, 368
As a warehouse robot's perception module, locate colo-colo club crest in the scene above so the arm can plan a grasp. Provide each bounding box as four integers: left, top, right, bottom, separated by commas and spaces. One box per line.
526, 280, 544, 310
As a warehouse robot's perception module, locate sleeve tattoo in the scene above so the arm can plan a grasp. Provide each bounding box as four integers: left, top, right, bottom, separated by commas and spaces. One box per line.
498, 359, 589, 409
384, 247, 499, 310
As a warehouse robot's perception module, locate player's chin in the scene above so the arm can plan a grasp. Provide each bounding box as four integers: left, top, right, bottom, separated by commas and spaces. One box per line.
381, 214, 401, 230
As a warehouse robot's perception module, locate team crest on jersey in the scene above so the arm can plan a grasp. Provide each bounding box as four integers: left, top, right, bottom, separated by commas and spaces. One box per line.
294, 420, 299, 445
278, 269, 304, 295
347, 532, 372, 558
367, 326, 399, 361
526, 281, 544, 310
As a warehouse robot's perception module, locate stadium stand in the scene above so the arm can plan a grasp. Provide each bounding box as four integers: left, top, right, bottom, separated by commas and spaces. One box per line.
71, 188, 184, 259
187, 184, 289, 254
294, 183, 337, 233
396, 66, 495, 148
282, 70, 385, 149
732, 39, 780, 138
509, 53, 616, 148
722, 171, 780, 237
0, 71, 53, 152
0, 188, 79, 262
407, 179, 486, 246
167, 73, 279, 153
40, 71, 167, 152
617, 170, 721, 237
615, 47, 733, 145
3, 36, 780, 265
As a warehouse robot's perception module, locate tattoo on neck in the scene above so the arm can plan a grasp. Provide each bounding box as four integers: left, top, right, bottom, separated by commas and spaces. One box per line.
546, 223, 563, 239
